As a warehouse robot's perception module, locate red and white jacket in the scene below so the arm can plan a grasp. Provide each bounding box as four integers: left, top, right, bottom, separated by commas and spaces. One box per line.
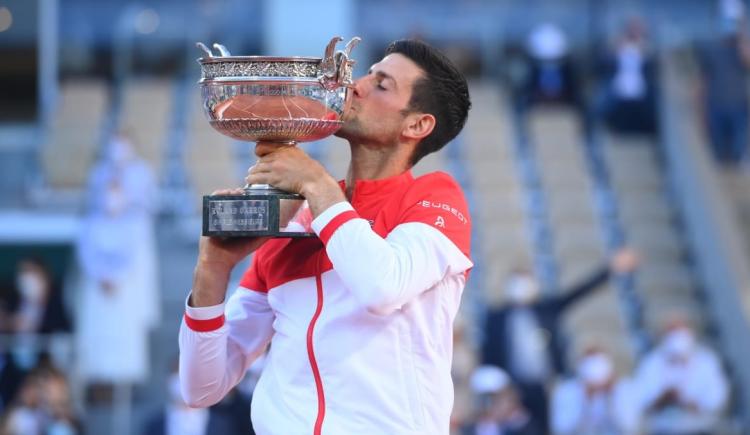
179, 170, 472, 435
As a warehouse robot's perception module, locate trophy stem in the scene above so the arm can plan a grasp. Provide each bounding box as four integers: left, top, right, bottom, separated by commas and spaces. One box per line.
243, 184, 299, 196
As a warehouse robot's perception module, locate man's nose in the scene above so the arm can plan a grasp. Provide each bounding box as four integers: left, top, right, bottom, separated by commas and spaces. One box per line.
351, 77, 367, 98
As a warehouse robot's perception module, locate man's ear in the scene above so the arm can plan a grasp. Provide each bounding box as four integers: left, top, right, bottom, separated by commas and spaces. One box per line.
402, 113, 436, 141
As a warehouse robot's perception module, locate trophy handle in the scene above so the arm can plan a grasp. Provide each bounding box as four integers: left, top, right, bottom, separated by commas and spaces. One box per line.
320, 36, 360, 90
196, 42, 214, 58
343, 37, 361, 58
334, 37, 361, 87
196, 42, 231, 58
212, 43, 231, 57
321, 36, 344, 80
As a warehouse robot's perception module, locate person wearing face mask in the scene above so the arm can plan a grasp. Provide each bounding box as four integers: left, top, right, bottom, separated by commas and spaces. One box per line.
594, 16, 659, 136
481, 247, 638, 432
635, 318, 729, 435
551, 348, 641, 435
462, 365, 541, 435
11, 258, 71, 336
75, 132, 158, 399
4, 259, 73, 374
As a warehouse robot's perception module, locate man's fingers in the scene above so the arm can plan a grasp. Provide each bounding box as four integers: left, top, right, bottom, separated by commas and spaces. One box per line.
249, 161, 272, 174
246, 172, 274, 186
255, 143, 301, 158
211, 187, 246, 196
255, 142, 290, 157
246, 161, 273, 184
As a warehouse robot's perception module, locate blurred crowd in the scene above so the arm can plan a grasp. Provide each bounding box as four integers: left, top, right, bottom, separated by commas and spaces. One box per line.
451, 254, 730, 435
503, 0, 750, 169
455, 318, 728, 435
0, 257, 76, 435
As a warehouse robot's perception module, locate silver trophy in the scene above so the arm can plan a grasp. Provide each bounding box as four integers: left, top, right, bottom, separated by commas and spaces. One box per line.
196, 36, 360, 237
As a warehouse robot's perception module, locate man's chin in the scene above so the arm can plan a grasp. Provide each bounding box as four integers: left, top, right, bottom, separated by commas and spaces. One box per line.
334, 127, 352, 140
334, 119, 358, 140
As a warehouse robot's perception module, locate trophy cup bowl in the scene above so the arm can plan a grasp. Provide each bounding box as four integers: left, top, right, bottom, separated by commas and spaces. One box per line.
197, 37, 360, 238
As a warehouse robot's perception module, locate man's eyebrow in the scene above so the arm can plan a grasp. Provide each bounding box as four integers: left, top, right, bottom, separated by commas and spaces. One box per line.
368, 68, 397, 88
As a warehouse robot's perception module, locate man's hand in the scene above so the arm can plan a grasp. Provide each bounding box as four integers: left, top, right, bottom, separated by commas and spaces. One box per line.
191, 188, 269, 307
246, 143, 345, 218
610, 247, 639, 275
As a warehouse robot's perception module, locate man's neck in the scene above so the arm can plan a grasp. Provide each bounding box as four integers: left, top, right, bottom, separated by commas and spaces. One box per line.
344, 142, 413, 199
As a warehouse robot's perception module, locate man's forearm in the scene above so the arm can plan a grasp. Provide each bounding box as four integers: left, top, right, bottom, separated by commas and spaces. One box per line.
191, 261, 232, 307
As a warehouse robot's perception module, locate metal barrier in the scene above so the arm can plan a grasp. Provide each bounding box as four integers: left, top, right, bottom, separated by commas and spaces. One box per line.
659, 47, 750, 430
580, 131, 650, 355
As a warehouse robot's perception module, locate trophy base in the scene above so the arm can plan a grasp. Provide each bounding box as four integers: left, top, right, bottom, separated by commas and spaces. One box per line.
202, 187, 315, 238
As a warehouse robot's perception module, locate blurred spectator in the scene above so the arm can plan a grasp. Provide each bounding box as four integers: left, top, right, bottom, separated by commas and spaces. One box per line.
595, 17, 659, 136
636, 318, 729, 435
481, 248, 638, 431
695, 0, 750, 165
551, 347, 641, 435
0, 364, 81, 435
40, 368, 81, 435
205, 386, 254, 435
451, 314, 479, 432
0, 372, 45, 435
76, 133, 158, 395
0, 258, 72, 380
461, 365, 540, 435
143, 365, 254, 435
4, 258, 72, 336
522, 23, 582, 110
500, 43, 532, 113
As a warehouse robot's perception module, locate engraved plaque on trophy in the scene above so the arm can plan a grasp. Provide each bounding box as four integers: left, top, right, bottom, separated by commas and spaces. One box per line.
196, 37, 360, 237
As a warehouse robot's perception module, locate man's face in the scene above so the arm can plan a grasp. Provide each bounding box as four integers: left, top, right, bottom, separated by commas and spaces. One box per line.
336, 53, 424, 146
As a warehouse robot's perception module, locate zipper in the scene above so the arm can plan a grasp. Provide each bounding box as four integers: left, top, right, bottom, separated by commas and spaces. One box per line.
307, 251, 326, 435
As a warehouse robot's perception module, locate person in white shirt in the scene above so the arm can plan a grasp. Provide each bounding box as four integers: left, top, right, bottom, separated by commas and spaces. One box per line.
77, 134, 159, 389
636, 318, 729, 435
551, 347, 641, 435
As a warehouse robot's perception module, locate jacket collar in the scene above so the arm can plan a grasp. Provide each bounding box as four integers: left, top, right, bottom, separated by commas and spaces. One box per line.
339, 170, 414, 203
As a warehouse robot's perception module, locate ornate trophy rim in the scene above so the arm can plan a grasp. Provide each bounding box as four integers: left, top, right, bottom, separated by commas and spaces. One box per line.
196, 36, 361, 87
198, 76, 332, 85
198, 55, 323, 64
198, 59, 326, 81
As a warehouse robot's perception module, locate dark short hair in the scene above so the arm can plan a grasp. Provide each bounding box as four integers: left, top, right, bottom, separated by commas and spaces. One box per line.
385, 39, 471, 165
